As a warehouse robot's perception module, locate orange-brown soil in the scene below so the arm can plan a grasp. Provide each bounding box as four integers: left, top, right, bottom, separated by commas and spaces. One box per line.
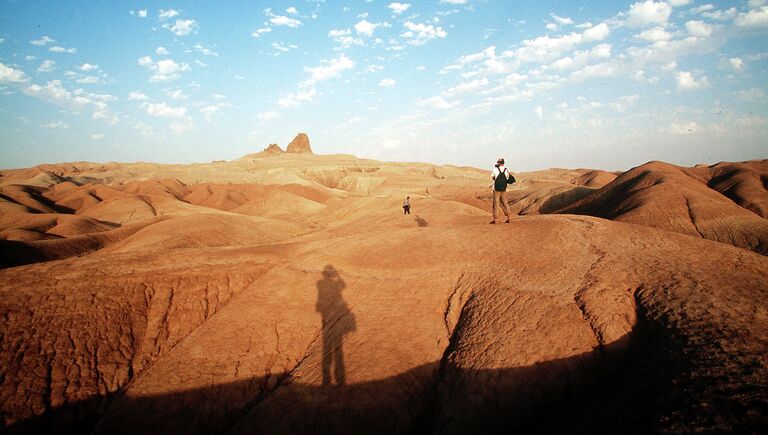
0, 151, 766, 434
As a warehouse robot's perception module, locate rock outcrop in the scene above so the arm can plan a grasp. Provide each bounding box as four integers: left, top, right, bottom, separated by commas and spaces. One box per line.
260, 144, 284, 156
286, 133, 313, 154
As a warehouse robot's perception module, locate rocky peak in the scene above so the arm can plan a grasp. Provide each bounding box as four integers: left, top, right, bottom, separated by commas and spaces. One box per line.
261, 144, 284, 155
286, 133, 313, 154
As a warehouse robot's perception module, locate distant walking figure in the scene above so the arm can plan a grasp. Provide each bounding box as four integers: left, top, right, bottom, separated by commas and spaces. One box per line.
403, 196, 411, 214
490, 157, 514, 224
316, 265, 356, 386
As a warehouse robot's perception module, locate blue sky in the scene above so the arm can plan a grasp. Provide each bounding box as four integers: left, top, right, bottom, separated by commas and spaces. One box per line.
0, 0, 766, 171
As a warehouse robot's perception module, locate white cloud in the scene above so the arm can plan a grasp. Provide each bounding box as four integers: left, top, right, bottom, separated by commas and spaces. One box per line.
534, 105, 544, 119
277, 87, 317, 108
194, 44, 219, 56
329, 29, 363, 47
676, 70, 709, 91
735, 6, 768, 27
698, 7, 738, 21
128, 91, 148, 100
45, 121, 68, 129
446, 77, 489, 95
272, 42, 298, 53
685, 20, 713, 37
143, 102, 187, 119
38, 60, 56, 73
49, 46, 76, 54
164, 89, 187, 100
257, 111, 279, 122
440, 0, 467, 4
0, 63, 30, 83
164, 19, 198, 36
286, 7, 298, 14
749, 0, 767, 7
729, 57, 744, 72
156, 46, 170, 55
266, 8, 302, 28
635, 26, 672, 42
418, 96, 456, 109
78, 63, 98, 72
138, 56, 190, 82
613, 95, 640, 112
303, 55, 355, 86
158, 9, 180, 20
200, 105, 221, 119
388, 3, 411, 14
252, 27, 272, 37
90, 133, 104, 139
355, 20, 386, 36
378, 78, 396, 87
668, 0, 692, 6
30, 36, 55, 46
551, 14, 574, 26
401, 21, 447, 46
138, 9, 147, 18
23, 80, 117, 125
736, 87, 764, 101
626, 1, 672, 27
583, 22, 610, 41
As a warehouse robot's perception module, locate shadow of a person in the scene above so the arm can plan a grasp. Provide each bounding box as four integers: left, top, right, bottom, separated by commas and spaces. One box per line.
316, 265, 356, 386
414, 215, 429, 227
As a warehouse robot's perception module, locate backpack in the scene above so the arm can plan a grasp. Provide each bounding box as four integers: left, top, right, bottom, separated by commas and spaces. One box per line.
494, 167, 512, 191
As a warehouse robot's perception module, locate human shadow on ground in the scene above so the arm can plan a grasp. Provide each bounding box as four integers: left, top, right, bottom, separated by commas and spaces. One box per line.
6, 301, 764, 434
316, 265, 356, 386
414, 216, 429, 227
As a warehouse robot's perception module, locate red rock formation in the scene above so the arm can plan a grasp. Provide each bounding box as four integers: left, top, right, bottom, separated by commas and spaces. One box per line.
286, 133, 312, 154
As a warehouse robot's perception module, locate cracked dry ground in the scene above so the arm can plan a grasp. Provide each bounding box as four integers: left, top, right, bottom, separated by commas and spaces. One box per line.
1, 215, 767, 434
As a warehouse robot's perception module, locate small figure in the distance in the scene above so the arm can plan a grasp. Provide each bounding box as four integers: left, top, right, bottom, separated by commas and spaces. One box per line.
490, 157, 515, 224
403, 196, 411, 214
425, 187, 430, 198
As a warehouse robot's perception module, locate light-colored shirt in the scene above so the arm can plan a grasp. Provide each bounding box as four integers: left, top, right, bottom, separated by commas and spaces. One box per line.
491, 165, 508, 179
403, 198, 410, 206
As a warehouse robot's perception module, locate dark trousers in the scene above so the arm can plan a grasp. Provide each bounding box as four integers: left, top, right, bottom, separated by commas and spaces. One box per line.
403, 205, 410, 214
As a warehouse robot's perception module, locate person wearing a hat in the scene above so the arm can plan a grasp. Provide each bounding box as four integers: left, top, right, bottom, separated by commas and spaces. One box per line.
490, 157, 513, 224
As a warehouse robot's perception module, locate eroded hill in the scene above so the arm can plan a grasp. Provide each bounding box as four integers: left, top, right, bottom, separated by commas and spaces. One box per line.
1, 151, 767, 433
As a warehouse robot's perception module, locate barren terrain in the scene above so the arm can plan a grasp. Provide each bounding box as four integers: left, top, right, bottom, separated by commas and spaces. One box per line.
1, 136, 767, 434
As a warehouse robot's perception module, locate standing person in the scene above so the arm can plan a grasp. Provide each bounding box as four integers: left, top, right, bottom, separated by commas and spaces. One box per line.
490, 158, 513, 224
403, 196, 411, 214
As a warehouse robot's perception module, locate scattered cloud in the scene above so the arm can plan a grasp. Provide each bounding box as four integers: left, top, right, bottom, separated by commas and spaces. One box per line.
164, 89, 187, 100
257, 110, 279, 122
164, 19, 198, 36
143, 101, 187, 118
378, 78, 396, 87
128, 91, 148, 100
388, 3, 411, 14
355, 20, 387, 37
286, 7, 298, 15
401, 21, 447, 46
193, 44, 219, 56
158, 9, 180, 20
30, 36, 55, 46
266, 8, 302, 28
736, 87, 764, 101
138, 56, 190, 82
90, 133, 104, 139
625, 1, 672, 28
534, 105, 544, 119
418, 95, 456, 109
729, 57, 744, 72
49, 46, 76, 54
676, 70, 709, 91
735, 5, 768, 27
278, 55, 355, 108
45, 120, 68, 129
38, 60, 56, 73
78, 63, 98, 72
156, 46, 170, 55
685, 20, 714, 37
252, 27, 272, 38
272, 42, 298, 53
0, 63, 30, 83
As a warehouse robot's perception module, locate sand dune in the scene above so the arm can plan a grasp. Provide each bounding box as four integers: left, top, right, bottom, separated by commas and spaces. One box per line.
0, 147, 766, 433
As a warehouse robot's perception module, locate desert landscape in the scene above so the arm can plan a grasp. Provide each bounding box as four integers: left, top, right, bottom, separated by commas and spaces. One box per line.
1, 133, 767, 434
